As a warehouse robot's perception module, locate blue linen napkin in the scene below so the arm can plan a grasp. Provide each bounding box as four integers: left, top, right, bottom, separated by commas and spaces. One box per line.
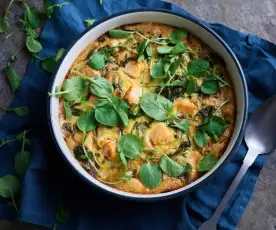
1, 0, 276, 229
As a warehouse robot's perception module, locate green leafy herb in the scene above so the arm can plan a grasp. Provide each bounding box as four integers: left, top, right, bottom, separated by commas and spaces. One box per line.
95, 107, 120, 126
62, 77, 89, 101
0, 0, 16, 33
146, 44, 152, 58
171, 42, 187, 54
194, 130, 209, 148
88, 52, 105, 70
169, 56, 184, 76
199, 116, 227, 137
44, 1, 69, 19
4, 65, 20, 92
84, 19, 95, 28
56, 196, 70, 224
186, 78, 196, 95
140, 163, 162, 189
0, 174, 21, 214
151, 61, 166, 79
118, 134, 143, 159
159, 154, 187, 177
24, 7, 43, 29
99, 0, 104, 4
169, 29, 188, 44
14, 151, 31, 178
26, 36, 42, 53
0, 105, 29, 117
108, 29, 132, 39
119, 151, 127, 166
187, 60, 210, 77
157, 46, 172, 54
137, 39, 150, 62
140, 93, 174, 121
77, 110, 97, 132
63, 101, 72, 119
42, 48, 65, 73
172, 119, 190, 132
197, 152, 218, 171
201, 79, 219, 94
90, 75, 114, 98
159, 80, 182, 87
116, 109, 129, 127
120, 172, 132, 181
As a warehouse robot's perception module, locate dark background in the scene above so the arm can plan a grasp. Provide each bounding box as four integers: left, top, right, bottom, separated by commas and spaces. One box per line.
0, 0, 276, 229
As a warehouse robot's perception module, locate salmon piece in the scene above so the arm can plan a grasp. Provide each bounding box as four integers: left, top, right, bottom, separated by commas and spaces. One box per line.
101, 140, 117, 160
124, 60, 145, 78
126, 85, 142, 105
175, 98, 195, 116
145, 123, 174, 147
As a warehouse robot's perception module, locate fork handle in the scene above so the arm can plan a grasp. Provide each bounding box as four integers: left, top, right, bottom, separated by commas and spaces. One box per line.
198, 148, 260, 230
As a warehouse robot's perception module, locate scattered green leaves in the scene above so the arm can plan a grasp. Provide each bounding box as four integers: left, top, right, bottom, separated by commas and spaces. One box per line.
24, 7, 43, 29
90, 75, 114, 98
0, 17, 9, 33
137, 39, 150, 62
26, 36, 42, 53
84, 19, 95, 28
187, 60, 210, 77
108, 29, 132, 39
56, 196, 70, 224
63, 101, 72, 119
0, 105, 29, 117
140, 93, 174, 121
151, 61, 166, 79
118, 134, 143, 160
194, 130, 209, 148
4, 65, 20, 92
157, 46, 172, 54
14, 151, 31, 178
171, 119, 190, 132
186, 78, 196, 95
77, 110, 97, 132
42, 48, 65, 73
160, 154, 188, 177
169, 29, 188, 44
62, 77, 89, 101
140, 163, 162, 189
201, 79, 219, 94
44, 1, 70, 19
88, 52, 105, 70
95, 107, 120, 126
171, 42, 187, 55
0, 175, 21, 198
197, 152, 218, 171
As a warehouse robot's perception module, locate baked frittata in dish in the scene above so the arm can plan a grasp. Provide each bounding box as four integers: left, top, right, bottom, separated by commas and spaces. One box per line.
52, 23, 235, 194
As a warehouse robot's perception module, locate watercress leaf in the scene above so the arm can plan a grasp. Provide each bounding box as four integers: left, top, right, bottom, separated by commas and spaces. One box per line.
140, 163, 162, 189
24, 8, 43, 29
140, 93, 173, 121
159, 80, 182, 87
157, 46, 172, 54
26, 36, 42, 53
159, 154, 186, 177
171, 42, 187, 54
187, 60, 210, 77
11, 55, 17, 62
138, 39, 150, 62
151, 61, 166, 79
55, 48, 65, 61
84, 19, 95, 28
169, 29, 188, 44
63, 101, 72, 119
146, 44, 152, 58
173, 119, 190, 132
44, 2, 69, 19
197, 152, 218, 171
77, 110, 97, 132
201, 80, 219, 94
203, 116, 227, 136
0, 17, 9, 33
25, 25, 39, 38
186, 78, 196, 95
56, 200, 70, 224
62, 77, 89, 101
117, 109, 128, 127
88, 52, 105, 70
42, 57, 57, 73
99, 0, 104, 4
119, 151, 127, 166
110, 96, 129, 113
169, 56, 184, 75
14, 151, 31, 178
54, 86, 62, 98
12, 106, 29, 116
194, 130, 209, 148
90, 75, 114, 98
95, 107, 120, 126
118, 134, 143, 159
4, 65, 20, 92
120, 172, 132, 181
108, 29, 131, 39
0, 175, 21, 198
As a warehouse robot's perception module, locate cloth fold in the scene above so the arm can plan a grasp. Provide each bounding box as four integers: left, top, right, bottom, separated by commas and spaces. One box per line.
1, 0, 276, 229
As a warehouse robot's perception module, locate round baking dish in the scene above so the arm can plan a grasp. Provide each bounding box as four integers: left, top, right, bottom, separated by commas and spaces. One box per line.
48, 9, 248, 200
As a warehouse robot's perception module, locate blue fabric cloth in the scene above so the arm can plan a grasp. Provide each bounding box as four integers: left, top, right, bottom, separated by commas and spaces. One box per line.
1, 0, 276, 229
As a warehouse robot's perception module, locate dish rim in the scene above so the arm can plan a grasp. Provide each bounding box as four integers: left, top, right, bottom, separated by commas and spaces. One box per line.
47, 8, 249, 200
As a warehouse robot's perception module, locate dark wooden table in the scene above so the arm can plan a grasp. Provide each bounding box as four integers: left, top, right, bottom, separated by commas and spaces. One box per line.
1, 0, 276, 229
